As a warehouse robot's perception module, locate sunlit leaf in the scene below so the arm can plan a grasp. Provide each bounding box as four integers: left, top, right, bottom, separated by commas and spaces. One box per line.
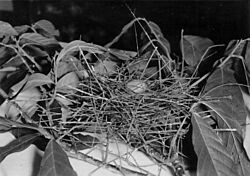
191, 111, 238, 176
93, 60, 118, 76
56, 40, 107, 66
33, 19, 59, 37
0, 133, 40, 162
20, 33, 59, 47
14, 25, 30, 35
182, 35, 214, 66
38, 140, 77, 176
57, 56, 85, 79
0, 21, 18, 37
56, 72, 79, 93
22, 73, 54, 91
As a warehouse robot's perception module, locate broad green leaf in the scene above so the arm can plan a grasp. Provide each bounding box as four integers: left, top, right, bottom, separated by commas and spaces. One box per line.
57, 40, 106, 64
0, 46, 16, 66
23, 45, 49, 58
191, 111, 238, 176
93, 60, 118, 76
33, 19, 59, 37
0, 21, 18, 37
148, 21, 171, 54
38, 140, 77, 176
0, 133, 40, 162
14, 25, 30, 35
19, 33, 59, 47
56, 72, 79, 93
182, 35, 214, 66
22, 73, 54, 91
224, 40, 245, 56
243, 40, 250, 73
2, 55, 24, 68
56, 56, 85, 78
241, 91, 250, 159
201, 59, 250, 175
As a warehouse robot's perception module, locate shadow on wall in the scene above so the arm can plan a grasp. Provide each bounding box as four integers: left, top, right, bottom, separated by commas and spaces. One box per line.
0, 0, 249, 51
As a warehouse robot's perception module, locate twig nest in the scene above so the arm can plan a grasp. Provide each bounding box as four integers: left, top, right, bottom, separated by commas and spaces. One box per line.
126, 79, 147, 94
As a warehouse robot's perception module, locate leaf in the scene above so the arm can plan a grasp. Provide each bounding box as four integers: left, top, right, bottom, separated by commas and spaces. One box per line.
201, 59, 250, 175
108, 48, 137, 61
2, 55, 25, 68
14, 25, 30, 35
224, 40, 245, 56
93, 60, 118, 76
56, 72, 79, 93
38, 140, 77, 176
243, 40, 250, 73
0, 46, 16, 66
241, 91, 250, 159
0, 133, 40, 162
22, 73, 54, 91
191, 111, 238, 176
19, 33, 59, 47
57, 56, 85, 78
33, 19, 59, 37
182, 35, 214, 66
148, 21, 171, 54
0, 21, 18, 37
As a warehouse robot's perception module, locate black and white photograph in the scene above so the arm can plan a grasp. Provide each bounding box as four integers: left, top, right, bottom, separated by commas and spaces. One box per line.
0, 0, 249, 176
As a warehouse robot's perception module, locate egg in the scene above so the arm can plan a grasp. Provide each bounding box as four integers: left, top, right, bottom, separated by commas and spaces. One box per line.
126, 80, 147, 94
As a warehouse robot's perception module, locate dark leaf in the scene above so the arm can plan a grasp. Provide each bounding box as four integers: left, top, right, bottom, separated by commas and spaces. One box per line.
191, 111, 238, 176
2, 55, 25, 68
11, 127, 49, 151
23, 45, 49, 58
0, 46, 16, 66
0, 133, 40, 162
148, 21, 171, 54
0, 69, 27, 94
224, 40, 245, 56
38, 140, 77, 176
201, 59, 250, 175
182, 35, 214, 66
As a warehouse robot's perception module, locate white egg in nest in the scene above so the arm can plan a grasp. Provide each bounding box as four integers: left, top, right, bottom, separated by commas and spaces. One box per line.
126, 79, 147, 94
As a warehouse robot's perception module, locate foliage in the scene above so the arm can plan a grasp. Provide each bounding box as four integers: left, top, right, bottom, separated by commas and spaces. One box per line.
0, 17, 250, 176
